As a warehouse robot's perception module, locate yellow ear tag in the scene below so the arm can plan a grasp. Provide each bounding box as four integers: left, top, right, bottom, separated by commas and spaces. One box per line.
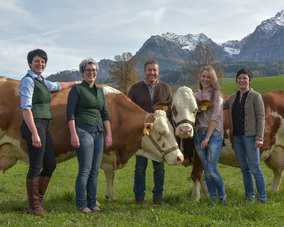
201, 105, 208, 111
145, 128, 150, 136
162, 106, 169, 111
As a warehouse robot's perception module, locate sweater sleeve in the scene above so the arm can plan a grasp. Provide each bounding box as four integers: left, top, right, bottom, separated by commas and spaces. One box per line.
67, 85, 80, 122
254, 93, 265, 141
210, 91, 223, 122
128, 85, 135, 102
100, 91, 111, 122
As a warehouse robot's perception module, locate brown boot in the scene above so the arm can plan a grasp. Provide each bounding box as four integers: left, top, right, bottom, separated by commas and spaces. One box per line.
153, 197, 166, 205
39, 176, 51, 211
26, 177, 45, 215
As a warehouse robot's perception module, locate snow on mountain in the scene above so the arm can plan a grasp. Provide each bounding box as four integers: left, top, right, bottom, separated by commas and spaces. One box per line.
234, 9, 284, 61
224, 47, 240, 56
254, 9, 284, 38
221, 40, 242, 56
161, 32, 210, 51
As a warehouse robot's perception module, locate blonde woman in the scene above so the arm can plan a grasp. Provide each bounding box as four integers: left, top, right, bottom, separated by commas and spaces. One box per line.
193, 66, 227, 204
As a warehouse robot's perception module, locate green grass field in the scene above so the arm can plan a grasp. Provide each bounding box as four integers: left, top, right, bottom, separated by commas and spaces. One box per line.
1, 75, 284, 226
1, 157, 284, 227
221, 75, 284, 94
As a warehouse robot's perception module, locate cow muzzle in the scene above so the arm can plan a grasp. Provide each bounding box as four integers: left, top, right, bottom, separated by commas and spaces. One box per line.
146, 134, 183, 164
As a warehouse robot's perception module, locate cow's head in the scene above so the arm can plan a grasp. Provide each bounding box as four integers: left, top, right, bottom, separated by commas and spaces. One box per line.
136, 110, 184, 165
153, 87, 214, 139
153, 86, 197, 138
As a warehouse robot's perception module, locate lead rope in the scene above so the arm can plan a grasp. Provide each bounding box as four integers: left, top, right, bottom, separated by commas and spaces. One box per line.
193, 127, 213, 164
143, 113, 179, 160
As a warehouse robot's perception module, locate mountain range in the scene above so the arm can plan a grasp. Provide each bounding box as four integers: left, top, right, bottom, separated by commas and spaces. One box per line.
48, 9, 284, 81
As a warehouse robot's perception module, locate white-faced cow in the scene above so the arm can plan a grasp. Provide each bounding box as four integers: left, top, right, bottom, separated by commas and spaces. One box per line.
0, 77, 183, 201
158, 87, 284, 201
153, 86, 214, 200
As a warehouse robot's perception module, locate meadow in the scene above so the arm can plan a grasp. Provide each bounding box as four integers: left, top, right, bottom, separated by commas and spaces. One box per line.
0, 75, 284, 226
220, 75, 284, 94
1, 157, 284, 227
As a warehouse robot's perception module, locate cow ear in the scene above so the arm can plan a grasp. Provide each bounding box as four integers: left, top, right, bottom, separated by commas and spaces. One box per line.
152, 97, 172, 111
143, 123, 153, 135
197, 100, 214, 112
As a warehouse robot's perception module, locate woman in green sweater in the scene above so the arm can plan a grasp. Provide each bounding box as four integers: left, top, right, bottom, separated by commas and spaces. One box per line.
67, 58, 112, 213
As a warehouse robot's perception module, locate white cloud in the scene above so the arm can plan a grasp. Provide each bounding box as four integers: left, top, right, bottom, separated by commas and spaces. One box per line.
0, 0, 283, 79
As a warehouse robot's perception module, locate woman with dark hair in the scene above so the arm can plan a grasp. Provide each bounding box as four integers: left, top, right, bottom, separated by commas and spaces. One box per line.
67, 58, 112, 213
19, 49, 80, 215
193, 65, 227, 204
224, 68, 267, 204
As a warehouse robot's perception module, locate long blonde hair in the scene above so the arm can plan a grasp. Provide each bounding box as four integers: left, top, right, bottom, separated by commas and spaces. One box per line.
198, 66, 221, 102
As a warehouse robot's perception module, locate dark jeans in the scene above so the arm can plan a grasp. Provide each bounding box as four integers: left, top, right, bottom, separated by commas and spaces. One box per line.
20, 119, 56, 179
134, 155, 165, 199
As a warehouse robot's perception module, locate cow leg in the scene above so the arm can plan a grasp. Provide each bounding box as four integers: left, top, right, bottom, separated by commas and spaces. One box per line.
264, 145, 284, 193
200, 175, 209, 195
101, 152, 118, 201
0, 143, 21, 173
191, 154, 208, 201
271, 169, 284, 193
104, 169, 116, 201
191, 174, 208, 201
191, 179, 201, 202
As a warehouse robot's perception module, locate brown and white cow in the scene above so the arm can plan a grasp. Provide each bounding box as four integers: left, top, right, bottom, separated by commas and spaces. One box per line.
0, 77, 183, 201
161, 87, 284, 201
153, 86, 198, 138
153, 86, 214, 200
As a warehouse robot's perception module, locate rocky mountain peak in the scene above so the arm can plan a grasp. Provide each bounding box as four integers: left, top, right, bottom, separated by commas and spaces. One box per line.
255, 9, 284, 37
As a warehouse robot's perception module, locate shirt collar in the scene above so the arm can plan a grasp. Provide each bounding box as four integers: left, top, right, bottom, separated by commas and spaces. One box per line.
27, 70, 43, 80
144, 79, 159, 87
236, 89, 249, 96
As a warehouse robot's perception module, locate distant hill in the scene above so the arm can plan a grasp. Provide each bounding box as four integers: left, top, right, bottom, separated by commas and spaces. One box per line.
46, 69, 81, 82
46, 60, 112, 82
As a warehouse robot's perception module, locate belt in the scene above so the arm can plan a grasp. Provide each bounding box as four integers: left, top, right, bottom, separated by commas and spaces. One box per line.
34, 119, 49, 122
197, 127, 208, 131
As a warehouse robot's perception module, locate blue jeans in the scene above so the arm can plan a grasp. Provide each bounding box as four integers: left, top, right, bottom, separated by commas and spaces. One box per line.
194, 129, 226, 200
75, 128, 104, 209
134, 155, 165, 199
233, 136, 267, 202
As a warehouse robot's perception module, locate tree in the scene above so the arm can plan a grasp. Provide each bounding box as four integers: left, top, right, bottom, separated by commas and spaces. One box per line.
185, 42, 224, 84
108, 52, 139, 94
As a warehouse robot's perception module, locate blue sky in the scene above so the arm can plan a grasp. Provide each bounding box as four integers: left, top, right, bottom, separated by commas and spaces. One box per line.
0, 0, 283, 80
